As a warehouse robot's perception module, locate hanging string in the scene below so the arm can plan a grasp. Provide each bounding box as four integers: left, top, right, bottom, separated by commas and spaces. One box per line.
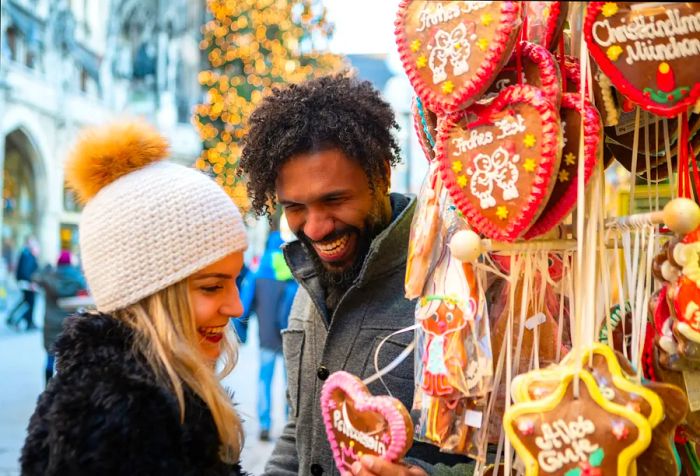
663, 119, 676, 199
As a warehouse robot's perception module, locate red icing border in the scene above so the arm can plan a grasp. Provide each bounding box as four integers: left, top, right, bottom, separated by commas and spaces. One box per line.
584, 2, 700, 118
524, 93, 602, 238
436, 84, 560, 241
320, 371, 412, 470
527, 1, 563, 51
395, 1, 523, 113
519, 40, 562, 109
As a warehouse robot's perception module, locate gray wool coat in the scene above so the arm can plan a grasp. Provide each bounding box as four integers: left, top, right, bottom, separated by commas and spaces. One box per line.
263, 194, 472, 476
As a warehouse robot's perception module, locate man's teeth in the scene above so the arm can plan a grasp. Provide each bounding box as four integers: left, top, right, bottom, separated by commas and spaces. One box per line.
199, 325, 226, 337
316, 235, 349, 253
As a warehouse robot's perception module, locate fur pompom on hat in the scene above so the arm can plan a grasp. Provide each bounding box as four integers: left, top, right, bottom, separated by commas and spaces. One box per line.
66, 120, 247, 313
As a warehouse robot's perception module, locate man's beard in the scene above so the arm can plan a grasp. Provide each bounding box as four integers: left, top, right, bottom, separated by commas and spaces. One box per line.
297, 199, 391, 312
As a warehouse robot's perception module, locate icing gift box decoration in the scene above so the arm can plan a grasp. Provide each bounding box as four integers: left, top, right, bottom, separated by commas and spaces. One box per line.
320, 371, 413, 472
395, 1, 523, 113
584, 2, 700, 117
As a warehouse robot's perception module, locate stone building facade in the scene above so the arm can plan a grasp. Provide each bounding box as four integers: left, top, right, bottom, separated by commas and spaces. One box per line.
0, 0, 206, 267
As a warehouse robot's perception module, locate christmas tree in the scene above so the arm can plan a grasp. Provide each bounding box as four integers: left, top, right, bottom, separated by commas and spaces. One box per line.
193, 0, 345, 209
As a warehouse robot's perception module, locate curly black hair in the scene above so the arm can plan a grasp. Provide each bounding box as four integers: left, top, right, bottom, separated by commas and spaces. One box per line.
238, 74, 402, 217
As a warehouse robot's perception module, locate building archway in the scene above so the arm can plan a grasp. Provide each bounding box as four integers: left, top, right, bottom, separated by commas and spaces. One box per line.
3, 128, 42, 269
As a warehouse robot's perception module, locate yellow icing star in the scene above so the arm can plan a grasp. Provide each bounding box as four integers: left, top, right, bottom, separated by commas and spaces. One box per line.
558, 170, 570, 182
565, 152, 576, 166
607, 45, 623, 61
481, 13, 493, 27
442, 80, 454, 94
457, 175, 467, 188
477, 38, 489, 51
410, 39, 421, 52
496, 206, 508, 220
416, 55, 427, 68
523, 158, 537, 173
452, 161, 463, 173
602, 2, 619, 17
523, 133, 536, 148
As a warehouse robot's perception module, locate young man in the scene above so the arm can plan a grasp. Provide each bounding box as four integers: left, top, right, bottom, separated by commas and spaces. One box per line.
240, 75, 472, 476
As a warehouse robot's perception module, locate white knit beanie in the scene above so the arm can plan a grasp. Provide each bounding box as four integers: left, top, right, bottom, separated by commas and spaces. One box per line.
66, 121, 248, 313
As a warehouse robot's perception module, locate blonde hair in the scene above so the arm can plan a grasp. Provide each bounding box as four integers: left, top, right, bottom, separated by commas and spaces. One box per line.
114, 279, 243, 463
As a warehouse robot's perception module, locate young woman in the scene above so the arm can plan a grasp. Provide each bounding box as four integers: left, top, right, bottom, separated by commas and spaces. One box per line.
21, 121, 248, 475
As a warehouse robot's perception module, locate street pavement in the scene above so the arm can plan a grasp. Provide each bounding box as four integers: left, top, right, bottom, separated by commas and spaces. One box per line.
0, 291, 287, 475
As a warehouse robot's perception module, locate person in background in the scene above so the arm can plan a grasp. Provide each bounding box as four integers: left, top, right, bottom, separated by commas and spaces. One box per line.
33, 250, 86, 384
21, 121, 248, 475
242, 229, 298, 442
7, 236, 40, 330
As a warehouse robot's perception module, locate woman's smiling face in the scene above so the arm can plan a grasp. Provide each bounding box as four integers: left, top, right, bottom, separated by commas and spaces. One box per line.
188, 251, 244, 361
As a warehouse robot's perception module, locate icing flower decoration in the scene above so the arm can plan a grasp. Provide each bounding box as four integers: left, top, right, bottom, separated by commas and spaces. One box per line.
523, 158, 536, 173
457, 175, 467, 188
523, 133, 536, 148
606, 45, 623, 61
477, 38, 489, 51
558, 170, 570, 182
416, 56, 427, 69
441, 81, 454, 94
612, 420, 629, 440
410, 39, 421, 52
601, 2, 618, 17
496, 206, 508, 220
451, 161, 463, 173
481, 13, 493, 27
565, 152, 576, 166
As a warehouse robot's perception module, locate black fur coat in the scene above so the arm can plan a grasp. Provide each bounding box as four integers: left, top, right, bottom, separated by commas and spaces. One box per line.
21, 312, 245, 475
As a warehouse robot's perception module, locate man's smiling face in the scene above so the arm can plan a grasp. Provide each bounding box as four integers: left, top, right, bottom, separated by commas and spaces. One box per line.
276, 148, 391, 289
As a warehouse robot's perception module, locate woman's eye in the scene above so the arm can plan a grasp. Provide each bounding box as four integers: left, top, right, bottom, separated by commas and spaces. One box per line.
446, 312, 454, 322
201, 285, 223, 293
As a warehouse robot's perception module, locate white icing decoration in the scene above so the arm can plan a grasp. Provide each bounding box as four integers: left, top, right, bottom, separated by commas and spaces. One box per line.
534, 416, 600, 473
561, 120, 568, 147
417, 2, 462, 32
591, 9, 700, 66
452, 129, 494, 152
429, 23, 472, 84
460, 1, 493, 15
467, 146, 520, 209
495, 114, 526, 139
426, 335, 448, 374
332, 402, 387, 454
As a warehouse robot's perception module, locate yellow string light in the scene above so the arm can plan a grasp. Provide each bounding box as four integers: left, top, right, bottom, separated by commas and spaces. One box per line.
194, 0, 345, 210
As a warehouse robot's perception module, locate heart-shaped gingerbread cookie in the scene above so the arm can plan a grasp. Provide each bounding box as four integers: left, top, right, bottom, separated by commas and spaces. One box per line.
320, 371, 413, 471
480, 41, 562, 110
395, 1, 523, 113
436, 84, 561, 241
584, 2, 700, 117
524, 93, 602, 238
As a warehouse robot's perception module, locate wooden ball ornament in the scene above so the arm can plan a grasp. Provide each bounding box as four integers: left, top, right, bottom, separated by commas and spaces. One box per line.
663, 198, 700, 235
449, 230, 482, 263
